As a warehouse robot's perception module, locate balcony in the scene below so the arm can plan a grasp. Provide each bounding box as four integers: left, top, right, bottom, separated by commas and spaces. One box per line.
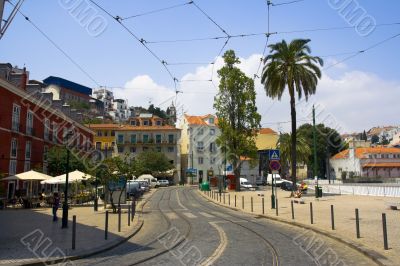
197, 147, 204, 152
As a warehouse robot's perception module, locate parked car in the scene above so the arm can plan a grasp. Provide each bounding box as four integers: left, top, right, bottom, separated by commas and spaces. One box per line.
280, 181, 294, 191
256, 176, 266, 186
240, 178, 255, 190
156, 180, 169, 187
137, 180, 150, 192
126, 181, 143, 198
266, 174, 285, 187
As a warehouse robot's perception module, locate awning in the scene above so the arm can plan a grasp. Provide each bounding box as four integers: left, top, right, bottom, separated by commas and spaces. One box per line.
41, 170, 95, 184
137, 174, 154, 180
2, 170, 53, 181
363, 162, 400, 168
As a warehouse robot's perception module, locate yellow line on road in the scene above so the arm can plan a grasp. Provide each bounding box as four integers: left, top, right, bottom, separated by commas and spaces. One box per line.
201, 221, 228, 266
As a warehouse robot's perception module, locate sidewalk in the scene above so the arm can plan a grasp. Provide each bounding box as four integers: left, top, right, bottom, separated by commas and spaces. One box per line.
201, 188, 400, 265
0, 190, 154, 265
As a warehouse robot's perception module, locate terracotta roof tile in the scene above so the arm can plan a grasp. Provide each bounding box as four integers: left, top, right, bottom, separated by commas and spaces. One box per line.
85, 124, 179, 131
332, 147, 400, 160
258, 128, 277, 135
184, 114, 218, 125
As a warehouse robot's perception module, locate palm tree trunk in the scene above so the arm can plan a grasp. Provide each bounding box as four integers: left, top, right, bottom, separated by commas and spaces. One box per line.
290, 92, 297, 194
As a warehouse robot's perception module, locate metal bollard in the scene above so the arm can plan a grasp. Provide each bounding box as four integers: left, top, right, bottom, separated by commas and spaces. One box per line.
228, 194, 230, 206
235, 195, 237, 207
262, 198, 265, 214
251, 197, 253, 212
291, 200, 294, 220
72, 215, 76, 250
132, 199, 136, 221
310, 202, 314, 224
105, 211, 109, 240
275, 198, 278, 216
242, 196, 244, 209
331, 205, 335, 230
224, 193, 226, 204
128, 204, 131, 226
355, 208, 360, 238
118, 206, 122, 233
382, 213, 388, 250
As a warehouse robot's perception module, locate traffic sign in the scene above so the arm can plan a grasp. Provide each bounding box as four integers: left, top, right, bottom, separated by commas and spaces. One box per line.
269, 149, 280, 160
269, 160, 281, 171
186, 168, 197, 175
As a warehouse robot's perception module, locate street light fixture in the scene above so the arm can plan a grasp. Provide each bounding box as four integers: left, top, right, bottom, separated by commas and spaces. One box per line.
62, 130, 74, 229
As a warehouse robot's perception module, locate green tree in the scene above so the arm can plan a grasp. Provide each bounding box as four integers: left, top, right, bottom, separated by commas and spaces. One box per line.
362, 130, 368, 141
381, 135, 390, 145
298, 123, 346, 178
371, 134, 379, 144
214, 50, 261, 191
277, 132, 311, 176
134, 151, 174, 177
47, 147, 86, 176
261, 39, 323, 188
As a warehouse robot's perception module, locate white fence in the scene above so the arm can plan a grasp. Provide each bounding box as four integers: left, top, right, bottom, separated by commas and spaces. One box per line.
320, 185, 400, 197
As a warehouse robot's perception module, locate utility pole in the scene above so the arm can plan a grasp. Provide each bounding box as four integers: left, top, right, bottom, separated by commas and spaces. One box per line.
313, 105, 319, 197
0, 0, 25, 40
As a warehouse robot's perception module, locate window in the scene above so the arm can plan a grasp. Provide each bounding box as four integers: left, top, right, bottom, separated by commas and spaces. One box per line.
130, 147, 136, 153
131, 134, 137, 144
118, 145, 124, 153
156, 120, 161, 126
111, 131, 115, 136
168, 134, 174, 144
24, 161, 31, 172
143, 134, 149, 143
210, 157, 216, 164
130, 120, 136, 126
209, 117, 214, 124
117, 134, 124, 144
198, 157, 204, 164
143, 120, 149, 126
156, 147, 162, 152
104, 131, 108, 137
44, 119, 50, 141
338, 168, 342, 172
168, 146, 174, 153
210, 142, 216, 153
9, 160, 17, 175
10, 138, 17, 158
43, 146, 48, 162
26, 111, 34, 135
96, 142, 101, 150
97, 131, 103, 137
197, 141, 204, 149
210, 128, 215, 135
52, 123, 58, 143
25, 141, 31, 159
156, 134, 162, 144
12, 104, 20, 132
198, 128, 204, 135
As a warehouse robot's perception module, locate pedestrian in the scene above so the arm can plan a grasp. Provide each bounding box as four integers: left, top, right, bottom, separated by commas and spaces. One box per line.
52, 192, 60, 222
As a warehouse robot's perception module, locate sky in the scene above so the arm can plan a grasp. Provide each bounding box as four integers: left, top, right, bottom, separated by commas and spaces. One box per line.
1, 0, 400, 133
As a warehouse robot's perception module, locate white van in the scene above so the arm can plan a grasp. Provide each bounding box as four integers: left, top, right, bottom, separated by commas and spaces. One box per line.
240, 178, 253, 189
266, 174, 284, 186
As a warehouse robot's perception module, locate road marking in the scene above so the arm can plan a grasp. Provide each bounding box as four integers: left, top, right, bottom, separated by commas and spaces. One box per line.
201, 222, 228, 266
198, 212, 214, 218
182, 212, 197, 218
165, 212, 178, 220
176, 190, 188, 210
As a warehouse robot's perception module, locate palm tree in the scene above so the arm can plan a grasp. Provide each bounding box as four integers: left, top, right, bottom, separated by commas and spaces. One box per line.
261, 39, 323, 190
277, 132, 311, 178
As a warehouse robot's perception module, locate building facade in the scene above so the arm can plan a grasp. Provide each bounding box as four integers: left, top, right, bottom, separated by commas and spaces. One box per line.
330, 147, 400, 180
180, 114, 224, 184
0, 77, 94, 199
90, 119, 181, 184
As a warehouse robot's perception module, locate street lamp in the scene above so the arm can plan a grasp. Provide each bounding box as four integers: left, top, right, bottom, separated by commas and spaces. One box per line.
62, 130, 74, 229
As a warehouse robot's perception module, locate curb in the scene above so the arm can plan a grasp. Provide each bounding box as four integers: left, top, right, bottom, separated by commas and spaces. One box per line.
198, 190, 388, 266
17, 191, 154, 266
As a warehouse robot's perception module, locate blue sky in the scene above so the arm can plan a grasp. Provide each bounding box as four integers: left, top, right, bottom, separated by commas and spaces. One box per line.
1, 0, 400, 132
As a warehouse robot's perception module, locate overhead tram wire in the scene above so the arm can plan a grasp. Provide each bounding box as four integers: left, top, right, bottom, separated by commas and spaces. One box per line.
121, 1, 193, 20
89, 0, 177, 87
324, 31, 400, 70
254, 0, 272, 80
9, 2, 100, 87
144, 22, 400, 44
271, 0, 307, 7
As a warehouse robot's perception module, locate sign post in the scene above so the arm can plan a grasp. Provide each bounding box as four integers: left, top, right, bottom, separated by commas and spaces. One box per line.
269, 150, 281, 209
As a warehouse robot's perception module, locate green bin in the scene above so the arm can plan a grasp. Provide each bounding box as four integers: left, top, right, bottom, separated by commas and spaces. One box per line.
201, 181, 210, 191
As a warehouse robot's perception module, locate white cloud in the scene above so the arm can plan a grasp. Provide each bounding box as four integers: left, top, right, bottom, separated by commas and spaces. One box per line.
119, 54, 400, 134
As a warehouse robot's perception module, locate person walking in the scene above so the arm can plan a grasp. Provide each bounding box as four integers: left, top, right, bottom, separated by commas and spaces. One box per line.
52, 192, 60, 222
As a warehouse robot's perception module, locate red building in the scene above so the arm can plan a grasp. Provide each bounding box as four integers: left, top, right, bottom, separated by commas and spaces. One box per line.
0, 77, 94, 199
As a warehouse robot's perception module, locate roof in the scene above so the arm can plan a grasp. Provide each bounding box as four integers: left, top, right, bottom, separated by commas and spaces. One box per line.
2, 170, 52, 181
86, 124, 180, 131
184, 114, 218, 125
332, 147, 400, 160
258, 128, 277, 135
363, 162, 400, 168
43, 76, 92, 95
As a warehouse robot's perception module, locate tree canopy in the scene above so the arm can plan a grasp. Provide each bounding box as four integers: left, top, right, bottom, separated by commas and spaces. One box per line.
47, 146, 86, 176
134, 151, 174, 177
214, 50, 261, 191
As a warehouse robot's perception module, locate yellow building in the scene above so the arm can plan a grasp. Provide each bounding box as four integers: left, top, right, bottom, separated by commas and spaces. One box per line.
256, 128, 279, 150
87, 124, 118, 154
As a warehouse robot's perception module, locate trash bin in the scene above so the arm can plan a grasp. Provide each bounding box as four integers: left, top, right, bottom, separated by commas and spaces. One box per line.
201, 181, 210, 191
315, 186, 323, 198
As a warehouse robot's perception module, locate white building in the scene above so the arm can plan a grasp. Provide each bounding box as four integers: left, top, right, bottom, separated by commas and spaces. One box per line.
93, 87, 114, 112
110, 99, 129, 121
330, 147, 400, 180
180, 114, 225, 184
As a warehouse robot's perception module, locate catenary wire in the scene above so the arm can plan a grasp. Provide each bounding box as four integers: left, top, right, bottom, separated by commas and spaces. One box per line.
122, 1, 193, 20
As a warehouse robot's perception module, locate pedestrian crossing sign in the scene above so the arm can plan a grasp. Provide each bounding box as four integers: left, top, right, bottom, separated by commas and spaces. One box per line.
268, 149, 280, 160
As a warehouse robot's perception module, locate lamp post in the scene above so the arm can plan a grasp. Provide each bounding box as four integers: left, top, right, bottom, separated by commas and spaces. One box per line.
62, 131, 74, 229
